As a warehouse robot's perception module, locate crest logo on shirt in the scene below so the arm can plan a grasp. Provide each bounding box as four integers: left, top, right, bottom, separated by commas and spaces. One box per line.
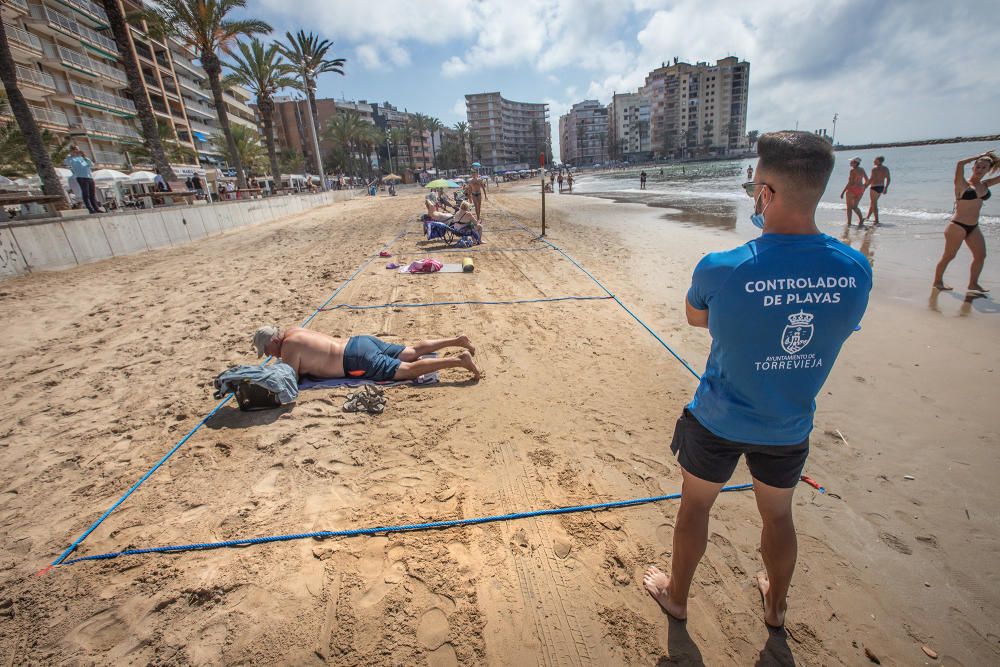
781, 310, 814, 354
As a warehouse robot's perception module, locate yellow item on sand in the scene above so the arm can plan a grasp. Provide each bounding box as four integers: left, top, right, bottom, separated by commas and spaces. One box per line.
462, 257, 474, 272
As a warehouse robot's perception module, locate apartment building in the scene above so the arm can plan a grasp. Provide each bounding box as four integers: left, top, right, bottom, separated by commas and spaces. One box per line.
368, 101, 432, 171
607, 91, 651, 161
558, 100, 609, 166
639, 56, 749, 158
465, 92, 550, 171
0, 0, 256, 172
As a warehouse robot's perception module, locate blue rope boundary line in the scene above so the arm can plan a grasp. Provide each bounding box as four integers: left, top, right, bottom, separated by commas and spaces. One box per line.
47, 222, 412, 569
59, 484, 755, 565
320, 295, 613, 312
497, 206, 702, 380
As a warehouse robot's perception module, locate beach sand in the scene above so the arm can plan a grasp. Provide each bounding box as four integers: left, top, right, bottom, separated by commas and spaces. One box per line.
0, 187, 997, 665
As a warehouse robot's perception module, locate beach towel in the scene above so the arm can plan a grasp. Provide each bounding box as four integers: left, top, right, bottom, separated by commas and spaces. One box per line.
214, 362, 299, 404
399, 262, 465, 274
403, 258, 443, 273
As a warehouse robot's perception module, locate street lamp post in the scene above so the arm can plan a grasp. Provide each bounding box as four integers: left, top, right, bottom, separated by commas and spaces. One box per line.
385, 130, 393, 174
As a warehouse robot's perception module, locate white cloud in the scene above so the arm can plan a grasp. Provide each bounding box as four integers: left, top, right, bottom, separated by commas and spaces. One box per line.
355, 42, 410, 71
441, 56, 470, 79
450, 97, 466, 118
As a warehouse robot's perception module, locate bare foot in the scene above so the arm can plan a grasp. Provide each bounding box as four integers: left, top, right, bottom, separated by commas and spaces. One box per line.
968, 284, 990, 294
457, 334, 476, 356
756, 572, 786, 629
457, 350, 481, 379
642, 566, 687, 621
933, 282, 953, 291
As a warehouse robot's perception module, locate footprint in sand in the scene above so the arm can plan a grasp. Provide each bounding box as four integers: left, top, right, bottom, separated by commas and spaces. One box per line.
68, 608, 128, 653
417, 607, 450, 650
252, 465, 283, 494
427, 643, 458, 667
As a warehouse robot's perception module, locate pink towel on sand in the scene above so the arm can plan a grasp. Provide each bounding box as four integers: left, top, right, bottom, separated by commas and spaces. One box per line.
405, 258, 443, 273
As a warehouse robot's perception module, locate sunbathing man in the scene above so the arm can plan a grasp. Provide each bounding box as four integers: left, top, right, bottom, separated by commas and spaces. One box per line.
253, 326, 481, 381
424, 195, 453, 222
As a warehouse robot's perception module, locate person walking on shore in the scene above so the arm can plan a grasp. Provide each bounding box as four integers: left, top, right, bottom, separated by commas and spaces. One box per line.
567, 171, 574, 192
840, 157, 868, 226
747, 165, 754, 180
933, 151, 1000, 294
864, 157, 891, 224
640, 170, 647, 190
557, 171, 564, 192
642, 131, 871, 629
64, 145, 99, 214
466, 169, 488, 219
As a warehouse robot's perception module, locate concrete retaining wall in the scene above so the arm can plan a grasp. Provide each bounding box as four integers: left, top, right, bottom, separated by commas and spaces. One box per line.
0, 190, 358, 280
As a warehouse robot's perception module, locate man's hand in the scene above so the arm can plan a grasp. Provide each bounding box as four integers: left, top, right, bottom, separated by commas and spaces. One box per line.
686, 298, 709, 328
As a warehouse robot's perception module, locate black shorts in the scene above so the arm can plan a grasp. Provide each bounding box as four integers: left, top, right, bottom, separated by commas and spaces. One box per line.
670, 409, 808, 488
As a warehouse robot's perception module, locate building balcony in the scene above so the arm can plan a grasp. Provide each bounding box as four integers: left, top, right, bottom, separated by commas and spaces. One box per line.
169, 51, 202, 78
3, 21, 43, 57
0, 102, 70, 128
50, 44, 127, 86
14, 64, 57, 97
3, 0, 30, 15
76, 115, 141, 141
52, 0, 108, 28
92, 149, 126, 167
28, 4, 118, 58
183, 99, 214, 120
68, 80, 136, 115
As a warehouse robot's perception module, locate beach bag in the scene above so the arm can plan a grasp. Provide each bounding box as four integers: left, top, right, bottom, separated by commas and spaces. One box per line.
234, 381, 282, 411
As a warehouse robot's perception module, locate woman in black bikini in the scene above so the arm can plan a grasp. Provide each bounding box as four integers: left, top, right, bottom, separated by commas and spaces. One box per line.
933, 151, 1000, 293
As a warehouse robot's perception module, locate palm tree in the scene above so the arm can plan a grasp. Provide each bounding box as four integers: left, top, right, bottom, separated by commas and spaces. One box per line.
100, 0, 175, 180
402, 119, 418, 170
0, 30, 65, 202
747, 130, 760, 151
223, 38, 296, 185
324, 111, 363, 176
425, 116, 443, 173
279, 31, 345, 188
410, 114, 430, 171
278, 147, 303, 174
453, 121, 468, 170
141, 0, 270, 189
0, 100, 72, 177
211, 123, 264, 174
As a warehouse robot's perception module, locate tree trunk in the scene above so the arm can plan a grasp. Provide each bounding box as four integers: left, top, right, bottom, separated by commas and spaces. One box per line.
429, 133, 436, 173
0, 23, 66, 206
201, 51, 246, 188
101, 0, 174, 180
304, 83, 326, 188
259, 96, 279, 190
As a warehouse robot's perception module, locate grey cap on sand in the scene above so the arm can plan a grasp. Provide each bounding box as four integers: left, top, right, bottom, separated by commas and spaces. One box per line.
252, 325, 279, 358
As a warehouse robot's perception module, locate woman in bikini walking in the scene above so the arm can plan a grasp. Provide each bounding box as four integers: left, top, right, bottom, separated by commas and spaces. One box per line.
933, 151, 1000, 294
840, 156, 869, 226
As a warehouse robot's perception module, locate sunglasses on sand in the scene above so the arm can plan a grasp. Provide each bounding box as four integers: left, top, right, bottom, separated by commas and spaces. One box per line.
742, 181, 775, 197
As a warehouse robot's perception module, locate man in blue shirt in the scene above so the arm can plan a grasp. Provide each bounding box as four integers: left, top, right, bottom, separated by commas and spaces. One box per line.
63, 145, 99, 214
643, 132, 872, 629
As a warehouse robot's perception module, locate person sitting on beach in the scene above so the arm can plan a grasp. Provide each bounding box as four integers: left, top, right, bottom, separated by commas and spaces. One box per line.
252, 326, 481, 381
864, 156, 890, 224
424, 194, 452, 222
932, 151, 1000, 294
452, 201, 483, 242
839, 156, 868, 226
643, 131, 871, 630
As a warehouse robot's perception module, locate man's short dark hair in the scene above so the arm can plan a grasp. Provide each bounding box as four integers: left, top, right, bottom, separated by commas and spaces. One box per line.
757, 131, 835, 197
875, 155, 885, 163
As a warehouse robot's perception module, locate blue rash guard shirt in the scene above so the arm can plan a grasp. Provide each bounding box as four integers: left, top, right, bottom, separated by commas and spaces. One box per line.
687, 233, 872, 445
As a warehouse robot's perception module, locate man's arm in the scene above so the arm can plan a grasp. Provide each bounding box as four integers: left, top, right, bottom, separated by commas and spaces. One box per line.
686, 297, 709, 328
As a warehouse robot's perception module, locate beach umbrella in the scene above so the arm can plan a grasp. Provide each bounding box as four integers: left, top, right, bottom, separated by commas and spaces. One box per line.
93, 169, 130, 182
471, 162, 481, 168
128, 170, 157, 183
425, 178, 457, 189
383, 173, 402, 182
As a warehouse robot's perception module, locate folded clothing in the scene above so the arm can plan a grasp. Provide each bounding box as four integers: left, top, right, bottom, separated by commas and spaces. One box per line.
405, 258, 443, 273
214, 362, 299, 406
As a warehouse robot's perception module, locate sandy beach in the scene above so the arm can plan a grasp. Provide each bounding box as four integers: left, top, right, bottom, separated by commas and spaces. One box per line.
1, 186, 998, 665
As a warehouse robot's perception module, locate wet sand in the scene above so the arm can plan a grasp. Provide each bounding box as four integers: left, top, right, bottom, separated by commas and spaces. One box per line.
0, 187, 997, 665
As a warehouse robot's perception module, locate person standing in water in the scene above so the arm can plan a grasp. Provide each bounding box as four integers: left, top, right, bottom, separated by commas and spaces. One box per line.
747, 164, 754, 180
933, 151, 1000, 294
640, 171, 647, 190
864, 156, 891, 224
839, 157, 868, 226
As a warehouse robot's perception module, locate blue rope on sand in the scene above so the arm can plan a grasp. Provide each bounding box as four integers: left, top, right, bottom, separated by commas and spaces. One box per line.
59, 484, 755, 565
321, 295, 613, 312
50, 224, 411, 567
501, 213, 703, 380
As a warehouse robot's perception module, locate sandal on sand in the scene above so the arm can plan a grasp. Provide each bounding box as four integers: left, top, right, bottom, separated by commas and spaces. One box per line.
343, 385, 387, 414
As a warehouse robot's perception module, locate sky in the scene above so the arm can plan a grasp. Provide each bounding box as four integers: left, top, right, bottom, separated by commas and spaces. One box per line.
243, 0, 999, 158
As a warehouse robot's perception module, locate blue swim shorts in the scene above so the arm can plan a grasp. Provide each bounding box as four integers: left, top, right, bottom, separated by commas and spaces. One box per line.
343, 335, 406, 381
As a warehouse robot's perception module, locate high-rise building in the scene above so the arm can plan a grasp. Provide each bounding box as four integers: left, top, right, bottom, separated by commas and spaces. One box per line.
0, 0, 257, 171
607, 92, 651, 162
639, 56, 749, 159
558, 100, 609, 166
465, 92, 550, 171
